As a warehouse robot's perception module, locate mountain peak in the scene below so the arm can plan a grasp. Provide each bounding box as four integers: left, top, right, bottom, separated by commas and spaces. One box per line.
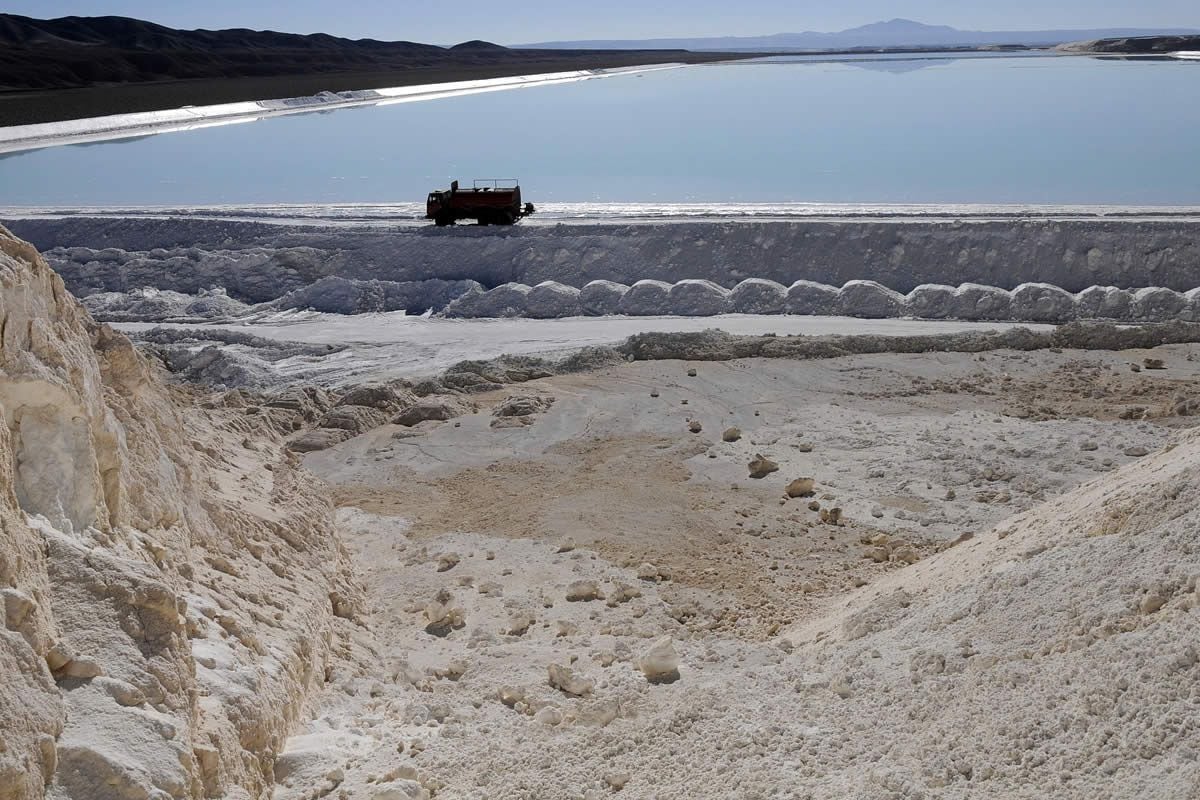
848, 19, 957, 34
449, 39, 508, 52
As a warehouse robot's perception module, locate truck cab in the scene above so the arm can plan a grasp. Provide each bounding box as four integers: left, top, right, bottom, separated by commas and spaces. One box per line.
426, 190, 450, 219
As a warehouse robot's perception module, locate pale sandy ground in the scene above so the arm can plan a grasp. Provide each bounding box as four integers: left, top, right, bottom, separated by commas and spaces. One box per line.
274, 343, 1200, 799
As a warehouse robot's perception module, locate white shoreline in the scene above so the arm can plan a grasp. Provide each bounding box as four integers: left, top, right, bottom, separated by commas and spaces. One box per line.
0, 64, 681, 155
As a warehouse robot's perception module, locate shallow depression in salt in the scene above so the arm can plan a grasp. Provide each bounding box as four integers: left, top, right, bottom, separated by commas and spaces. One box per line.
2, 52, 1199, 206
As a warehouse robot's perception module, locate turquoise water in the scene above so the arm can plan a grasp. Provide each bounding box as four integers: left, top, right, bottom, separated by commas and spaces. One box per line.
2, 53, 1198, 206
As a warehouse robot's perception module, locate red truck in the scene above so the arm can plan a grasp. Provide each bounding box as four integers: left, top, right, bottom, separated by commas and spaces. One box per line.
426, 179, 536, 226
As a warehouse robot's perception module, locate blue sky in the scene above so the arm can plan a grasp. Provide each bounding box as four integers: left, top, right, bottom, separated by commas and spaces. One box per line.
6, 1, 1197, 44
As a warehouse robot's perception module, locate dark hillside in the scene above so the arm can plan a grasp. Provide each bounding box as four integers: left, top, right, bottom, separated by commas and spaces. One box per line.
449, 40, 510, 52
0, 14, 736, 93
0, 13, 755, 125
0, 13, 488, 91
1057, 34, 1200, 53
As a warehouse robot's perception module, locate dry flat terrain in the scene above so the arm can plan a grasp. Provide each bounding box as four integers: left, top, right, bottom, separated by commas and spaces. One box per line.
314, 349, 1191, 630
282, 346, 1200, 798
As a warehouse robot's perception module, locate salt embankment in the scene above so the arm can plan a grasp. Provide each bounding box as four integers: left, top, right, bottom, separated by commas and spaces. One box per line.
444, 279, 1200, 323
6, 215, 1199, 301
66, 278, 1200, 325
3, 213, 1199, 323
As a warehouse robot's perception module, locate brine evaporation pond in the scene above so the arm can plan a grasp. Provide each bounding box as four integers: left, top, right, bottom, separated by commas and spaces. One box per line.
3, 52, 1199, 206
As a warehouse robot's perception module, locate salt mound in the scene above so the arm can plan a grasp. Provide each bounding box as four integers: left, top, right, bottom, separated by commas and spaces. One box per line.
1075, 286, 1134, 320
728, 279, 787, 314
618, 280, 673, 316
525, 281, 582, 318
1132, 287, 1187, 322
579, 280, 629, 315
903, 284, 958, 319
837, 280, 904, 318
789, 427, 1200, 797
1183, 289, 1200, 322
445, 282, 531, 318
785, 280, 839, 315
668, 279, 731, 316
1010, 282, 1076, 322
953, 283, 1013, 320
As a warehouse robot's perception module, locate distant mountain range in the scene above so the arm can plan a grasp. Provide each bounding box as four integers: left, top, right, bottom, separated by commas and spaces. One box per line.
0, 13, 749, 125
522, 18, 1200, 51
0, 13, 451, 54
0, 13, 721, 99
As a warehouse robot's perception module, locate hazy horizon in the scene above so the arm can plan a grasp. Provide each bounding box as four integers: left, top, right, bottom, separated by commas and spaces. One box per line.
4, 1, 1197, 45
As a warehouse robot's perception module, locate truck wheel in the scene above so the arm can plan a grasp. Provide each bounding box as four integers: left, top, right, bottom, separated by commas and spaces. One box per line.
477, 216, 490, 226
499, 211, 516, 225
435, 215, 450, 227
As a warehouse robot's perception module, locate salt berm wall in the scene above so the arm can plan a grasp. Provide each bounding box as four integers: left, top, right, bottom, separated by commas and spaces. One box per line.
440, 278, 1200, 323
6, 217, 1200, 303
